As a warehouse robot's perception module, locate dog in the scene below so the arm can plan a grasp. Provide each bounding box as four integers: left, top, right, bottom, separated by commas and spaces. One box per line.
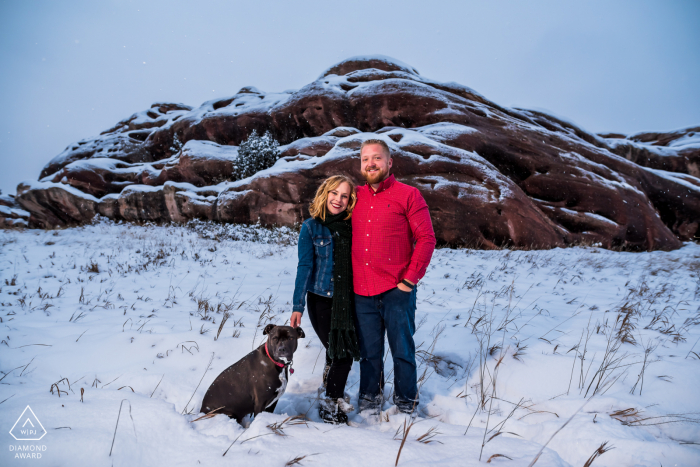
200, 324, 305, 424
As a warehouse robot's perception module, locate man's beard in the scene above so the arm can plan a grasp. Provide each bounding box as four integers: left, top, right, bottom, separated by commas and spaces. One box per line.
362, 165, 389, 185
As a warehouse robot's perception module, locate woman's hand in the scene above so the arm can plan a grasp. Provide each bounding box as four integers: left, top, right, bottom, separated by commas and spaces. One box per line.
291, 312, 302, 328
397, 279, 414, 292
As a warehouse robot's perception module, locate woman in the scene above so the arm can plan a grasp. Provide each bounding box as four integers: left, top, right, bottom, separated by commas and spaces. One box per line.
290, 175, 360, 424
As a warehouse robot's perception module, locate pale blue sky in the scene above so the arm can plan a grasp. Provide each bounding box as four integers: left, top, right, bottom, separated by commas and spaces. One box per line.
1, 0, 699, 195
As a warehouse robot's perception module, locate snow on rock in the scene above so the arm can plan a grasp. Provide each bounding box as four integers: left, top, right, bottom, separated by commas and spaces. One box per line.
319, 54, 421, 78
39, 103, 193, 179
10, 56, 700, 249
1, 221, 699, 466
0, 193, 29, 228
601, 125, 700, 177
39, 133, 152, 181
15, 180, 99, 229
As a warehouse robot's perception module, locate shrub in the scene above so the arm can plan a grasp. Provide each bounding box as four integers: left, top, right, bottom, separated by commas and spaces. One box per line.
235, 130, 280, 180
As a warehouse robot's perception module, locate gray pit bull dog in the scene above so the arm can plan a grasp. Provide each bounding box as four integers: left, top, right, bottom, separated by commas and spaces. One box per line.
200, 324, 305, 424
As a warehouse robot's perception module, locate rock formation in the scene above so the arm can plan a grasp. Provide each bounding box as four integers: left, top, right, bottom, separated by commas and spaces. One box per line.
6, 55, 700, 250
0, 193, 29, 228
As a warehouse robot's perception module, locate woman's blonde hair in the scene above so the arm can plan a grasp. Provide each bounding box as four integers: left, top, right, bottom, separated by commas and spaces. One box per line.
309, 175, 357, 221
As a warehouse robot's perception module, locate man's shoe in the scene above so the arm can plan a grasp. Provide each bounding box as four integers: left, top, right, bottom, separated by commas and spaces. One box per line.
394, 398, 419, 414
358, 394, 382, 415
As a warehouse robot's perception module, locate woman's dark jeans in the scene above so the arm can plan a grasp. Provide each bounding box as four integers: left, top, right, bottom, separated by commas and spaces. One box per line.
354, 287, 418, 412
306, 292, 353, 400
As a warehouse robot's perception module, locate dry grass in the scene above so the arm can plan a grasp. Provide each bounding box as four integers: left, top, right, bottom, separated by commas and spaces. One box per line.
215, 312, 230, 340
109, 399, 134, 457
416, 426, 442, 444
487, 454, 513, 463
583, 328, 628, 398
582, 441, 614, 467
416, 349, 462, 378
630, 339, 658, 395
285, 453, 318, 466
614, 302, 637, 346
394, 418, 414, 466
81, 261, 100, 274
190, 406, 225, 422
611, 409, 700, 427
267, 415, 308, 437
181, 352, 214, 415
49, 377, 71, 397
609, 408, 642, 424
512, 342, 528, 362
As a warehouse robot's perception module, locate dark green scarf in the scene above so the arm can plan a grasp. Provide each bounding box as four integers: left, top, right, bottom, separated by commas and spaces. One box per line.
320, 211, 360, 361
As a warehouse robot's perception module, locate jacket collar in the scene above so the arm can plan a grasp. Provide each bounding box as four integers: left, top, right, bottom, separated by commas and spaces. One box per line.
368, 174, 395, 194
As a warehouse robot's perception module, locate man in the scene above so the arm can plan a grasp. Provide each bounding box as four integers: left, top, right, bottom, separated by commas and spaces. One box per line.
352, 138, 436, 414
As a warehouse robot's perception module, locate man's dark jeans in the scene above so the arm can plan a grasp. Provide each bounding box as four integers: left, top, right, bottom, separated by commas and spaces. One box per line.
354, 287, 417, 412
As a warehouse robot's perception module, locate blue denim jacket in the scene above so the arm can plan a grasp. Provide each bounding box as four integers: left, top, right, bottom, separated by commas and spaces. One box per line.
292, 218, 334, 313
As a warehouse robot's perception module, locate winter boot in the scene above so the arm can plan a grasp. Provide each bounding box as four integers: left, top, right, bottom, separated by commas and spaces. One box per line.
394, 396, 419, 415
337, 397, 354, 414
358, 393, 383, 415
318, 397, 348, 425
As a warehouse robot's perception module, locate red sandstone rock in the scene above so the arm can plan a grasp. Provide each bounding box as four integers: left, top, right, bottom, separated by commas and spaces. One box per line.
14, 56, 700, 249
0, 194, 30, 228
601, 126, 700, 177
16, 181, 97, 229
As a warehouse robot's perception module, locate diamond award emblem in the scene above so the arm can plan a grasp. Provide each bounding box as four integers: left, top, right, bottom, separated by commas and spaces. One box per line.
9, 406, 47, 441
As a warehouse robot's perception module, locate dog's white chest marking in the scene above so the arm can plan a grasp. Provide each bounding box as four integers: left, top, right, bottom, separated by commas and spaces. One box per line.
266, 368, 288, 409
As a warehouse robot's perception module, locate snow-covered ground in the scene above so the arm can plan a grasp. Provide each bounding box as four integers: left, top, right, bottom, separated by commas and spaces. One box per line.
1, 220, 699, 466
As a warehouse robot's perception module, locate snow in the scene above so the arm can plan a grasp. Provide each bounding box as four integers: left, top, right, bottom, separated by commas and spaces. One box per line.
1, 220, 698, 466
559, 209, 619, 227
119, 106, 190, 131
181, 140, 238, 162
665, 131, 700, 150
196, 89, 292, 120
515, 107, 604, 144
416, 122, 479, 141
604, 137, 679, 158
319, 55, 421, 78
642, 167, 700, 194
0, 205, 30, 219
555, 152, 650, 198
18, 179, 99, 202
323, 127, 362, 138
120, 184, 162, 194
348, 79, 452, 106
602, 128, 700, 157
0, 194, 17, 206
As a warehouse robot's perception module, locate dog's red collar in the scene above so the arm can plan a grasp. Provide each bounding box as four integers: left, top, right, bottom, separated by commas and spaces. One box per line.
265, 342, 294, 374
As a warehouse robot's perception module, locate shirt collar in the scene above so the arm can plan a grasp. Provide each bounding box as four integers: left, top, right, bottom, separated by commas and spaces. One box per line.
368, 174, 395, 194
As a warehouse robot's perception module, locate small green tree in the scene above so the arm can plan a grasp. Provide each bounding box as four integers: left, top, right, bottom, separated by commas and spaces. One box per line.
235, 130, 280, 180
170, 133, 183, 154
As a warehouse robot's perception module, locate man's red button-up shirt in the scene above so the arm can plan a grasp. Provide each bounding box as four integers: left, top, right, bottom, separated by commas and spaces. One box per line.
352, 174, 436, 297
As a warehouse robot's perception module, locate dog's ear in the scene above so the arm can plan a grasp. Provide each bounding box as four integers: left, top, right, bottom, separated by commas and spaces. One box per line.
263, 324, 276, 336
295, 327, 305, 339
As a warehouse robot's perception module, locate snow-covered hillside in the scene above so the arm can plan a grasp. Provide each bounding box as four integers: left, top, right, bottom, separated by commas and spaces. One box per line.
1, 221, 699, 466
